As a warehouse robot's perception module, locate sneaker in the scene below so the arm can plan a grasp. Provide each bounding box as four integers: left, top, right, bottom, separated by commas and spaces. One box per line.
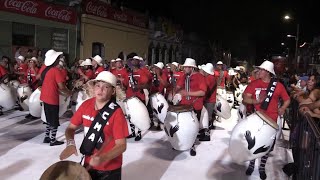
50, 140, 64, 146
259, 170, 267, 180
209, 123, 216, 130
245, 167, 254, 176
199, 131, 210, 141
156, 124, 162, 131
25, 114, 32, 119
43, 137, 51, 143
134, 132, 142, 141
127, 133, 136, 138
190, 146, 196, 156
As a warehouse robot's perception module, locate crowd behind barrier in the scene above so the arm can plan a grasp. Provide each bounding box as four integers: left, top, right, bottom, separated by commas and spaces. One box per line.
288, 98, 320, 180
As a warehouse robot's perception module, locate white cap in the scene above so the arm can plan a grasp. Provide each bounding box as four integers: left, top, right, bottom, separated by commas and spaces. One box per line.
216, 61, 223, 65
182, 58, 197, 68
80, 59, 92, 66
172, 62, 179, 67
154, 62, 164, 69
138, 56, 143, 61
88, 71, 117, 87
255, 60, 276, 75
132, 56, 140, 60
92, 55, 103, 66
44, 49, 63, 66
202, 63, 214, 75
234, 66, 241, 71
17, 55, 25, 61
110, 59, 116, 63
115, 58, 122, 62
228, 68, 237, 76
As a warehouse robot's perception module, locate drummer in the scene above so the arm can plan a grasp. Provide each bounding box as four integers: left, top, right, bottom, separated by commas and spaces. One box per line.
175, 58, 207, 156
166, 62, 183, 100
25, 57, 39, 91
110, 58, 128, 86
92, 55, 105, 78
40, 49, 72, 146
0, 56, 9, 84
242, 60, 290, 180
15, 55, 28, 84
60, 71, 128, 180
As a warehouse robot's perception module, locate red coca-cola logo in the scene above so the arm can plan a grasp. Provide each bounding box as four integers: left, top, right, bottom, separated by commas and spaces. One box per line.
4, 0, 38, 14
86, 2, 108, 18
113, 12, 127, 22
45, 6, 71, 22
132, 16, 146, 28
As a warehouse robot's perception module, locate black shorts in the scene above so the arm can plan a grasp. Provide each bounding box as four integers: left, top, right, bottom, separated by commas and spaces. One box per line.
43, 102, 60, 127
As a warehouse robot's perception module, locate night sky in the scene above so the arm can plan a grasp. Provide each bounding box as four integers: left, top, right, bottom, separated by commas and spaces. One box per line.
126, 0, 320, 61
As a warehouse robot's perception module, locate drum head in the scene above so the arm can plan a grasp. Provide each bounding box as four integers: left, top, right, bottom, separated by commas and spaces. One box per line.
168, 105, 193, 112
40, 161, 91, 180
256, 111, 279, 130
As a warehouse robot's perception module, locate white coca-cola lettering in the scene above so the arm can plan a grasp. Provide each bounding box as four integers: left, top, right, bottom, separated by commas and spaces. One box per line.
86, 2, 107, 18
113, 12, 127, 22
45, 6, 71, 21
4, 0, 38, 14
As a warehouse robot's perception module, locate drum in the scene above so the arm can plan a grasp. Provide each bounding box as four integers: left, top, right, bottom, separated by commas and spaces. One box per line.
150, 93, 169, 123
40, 161, 91, 180
217, 87, 227, 100
226, 91, 234, 108
214, 94, 231, 119
237, 103, 247, 121
28, 88, 42, 117
164, 105, 199, 151
0, 83, 16, 110
115, 85, 126, 102
9, 80, 20, 89
41, 94, 71, 123
17, 83, 33, 111
229, 111, 279, 163
199, 106, 209, 129
235, 84, 247, 103
123, 96, 150, 131
75, 90, 90, 112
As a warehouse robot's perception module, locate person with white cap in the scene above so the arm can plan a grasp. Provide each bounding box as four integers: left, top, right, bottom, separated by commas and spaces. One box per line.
214, 61, 230, 90
166, 62, 184, 100
110, 58, 128, 88
175, 58, 207, 156
39, 49, 73, 146
25, 57, 39, 90
60, 71, 129, 179
57, 57, 69, 82
242, 60, 290, 179
92, 55, 105, 78
109, 59, 116, 71
14, 55, 28, 83
0, 56, 9, 84
123, 55, 150, 141
79, 59, 94, 82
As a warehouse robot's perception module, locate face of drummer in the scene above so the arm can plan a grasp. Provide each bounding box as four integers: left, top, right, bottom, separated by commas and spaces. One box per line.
307, 75, 316, 91
115, 61, 123, 68
257, 68, 270, 79
91, 60, 97, 67
94, 81, 115, 102
183, 66, 193, 75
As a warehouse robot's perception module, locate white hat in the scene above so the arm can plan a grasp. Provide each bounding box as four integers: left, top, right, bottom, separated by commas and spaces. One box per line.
90, 71, 117, 87
228, 68, 237, 76
182, 58, 197, 68
216, 61, 223, 65
132, 56, 140, 60
80, 59, 92, 66
154, 62, 164, 69
17, 55, 25, 61
110, 59, 116, 63
115, 58, 122, 62
92, 55, 103, 66
198, 64, 205, 70
44, 49, 63, 66
234, 66, 241, 71
256, 60, 276, 75
138, 56, 144, 61
59, 61, 64, 66
172, 62, 179, 67
31, 57, 37, 61
202, 63, 214, 75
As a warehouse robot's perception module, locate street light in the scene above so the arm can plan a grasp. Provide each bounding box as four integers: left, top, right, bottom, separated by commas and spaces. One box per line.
287, 34, 296, 38
283, 14, 300, 69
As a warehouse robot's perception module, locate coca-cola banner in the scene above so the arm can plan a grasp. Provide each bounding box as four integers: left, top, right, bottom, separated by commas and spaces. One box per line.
83, 0, 146, 28
0, 0, 77, 24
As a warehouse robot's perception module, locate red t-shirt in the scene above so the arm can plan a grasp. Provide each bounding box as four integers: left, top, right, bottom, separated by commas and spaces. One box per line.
71, 98, 129, 171
110, 68, 128, 80
39, 66, 66, 105
141, 67, 152, 82
0, 65, 8, 78
166, 71, 184, 93
94, 66, 105, 78
214, 70, 229, 87
18, 63, 28, 83
243, 79, 290, 121
150, 72, 168, 94
60, 68, 68, 81
84, 69, 94, 80
205, 75, 217, 103
124, 69, 149, 101
25, 67, 39, 89
177, 72, 207, 110
248, 76, 255, 83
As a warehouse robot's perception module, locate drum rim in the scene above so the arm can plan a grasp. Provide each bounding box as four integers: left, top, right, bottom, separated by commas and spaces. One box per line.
150, 92, 162, 98
168, 105, 193, 112
18, 83, 30, 88
123, 96, 139, 103
255, 111, 279, 130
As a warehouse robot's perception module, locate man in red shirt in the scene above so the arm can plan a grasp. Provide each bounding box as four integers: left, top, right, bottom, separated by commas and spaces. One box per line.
25, 57, 39, 90
242, 60, 290, 180
79, 59, 94, 82
15, 55, 28, 83
123, 56, 149, 141
214, 61, 229, 97
166, 62, 183, 100
60, 71, 128, 180
176, 58, 207, 156
0, 56, 9, 84
40, 49, 72, 146
92, 55, 105, 78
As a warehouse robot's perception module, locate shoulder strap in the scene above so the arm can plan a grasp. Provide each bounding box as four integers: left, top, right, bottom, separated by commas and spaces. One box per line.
80, 98, 120, 156
39, 66, 52, 86
260, 78, 278, 110
216, 70, 224, 87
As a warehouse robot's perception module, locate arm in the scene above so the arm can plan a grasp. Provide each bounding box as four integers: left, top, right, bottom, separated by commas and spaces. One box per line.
59, 123, 79, 160
278, 99, 290, 116
58, 82, 72, 96
242, 93, 262, 105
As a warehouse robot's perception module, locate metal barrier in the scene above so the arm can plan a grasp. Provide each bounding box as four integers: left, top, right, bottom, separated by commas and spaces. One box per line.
289, 99, 320, 180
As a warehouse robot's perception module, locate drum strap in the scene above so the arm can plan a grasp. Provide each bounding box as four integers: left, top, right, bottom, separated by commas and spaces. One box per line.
80, 98, 120, 156
39, 66, 52, 86
185, 74, 191, 100
260, 78, 277, 110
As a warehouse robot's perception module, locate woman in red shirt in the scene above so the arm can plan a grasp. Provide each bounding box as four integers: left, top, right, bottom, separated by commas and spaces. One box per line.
26, 57, 39, 90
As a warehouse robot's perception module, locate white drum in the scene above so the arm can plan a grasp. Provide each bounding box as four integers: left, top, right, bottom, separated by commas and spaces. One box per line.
28, 88, 42, 117
41, 95, 70, 123
123, 96, 150, 131
115, 85, 126, 102
200, 106, 209, 129
0, 83, 16, 110
229, 111, 278, 163
17, 84, 33, 111
217, 87, 227, 100
150, 93, 169, 123
214, 94, 231, 119
9, 80, 20, 89
226, 91, 234, 108
235, 84, 247, 103
75, 90, 90, 112
164, 105, 199, 151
